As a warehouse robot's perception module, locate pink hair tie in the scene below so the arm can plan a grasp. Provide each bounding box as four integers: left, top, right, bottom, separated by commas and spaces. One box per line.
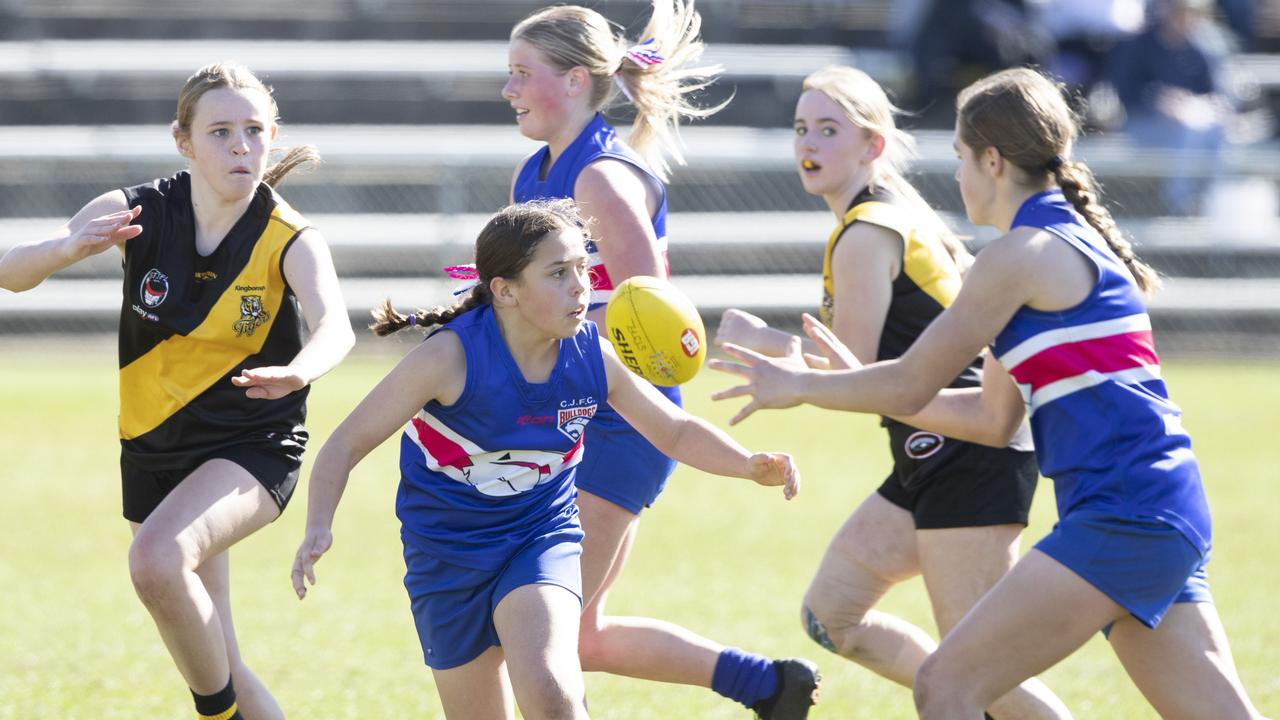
622, 39, 664, 69
443, 264, 481, 296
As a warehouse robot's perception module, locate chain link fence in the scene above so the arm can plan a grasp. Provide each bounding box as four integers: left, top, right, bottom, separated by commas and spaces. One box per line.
3, 122, 1278, 355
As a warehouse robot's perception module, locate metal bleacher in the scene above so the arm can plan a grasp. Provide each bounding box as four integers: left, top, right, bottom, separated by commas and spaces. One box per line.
1, 1, 1279, 354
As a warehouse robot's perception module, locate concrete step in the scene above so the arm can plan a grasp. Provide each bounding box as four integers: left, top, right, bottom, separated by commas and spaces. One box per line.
1, 125, 1276, 221
0, 39, 900, 128
5, 211, 1278, 280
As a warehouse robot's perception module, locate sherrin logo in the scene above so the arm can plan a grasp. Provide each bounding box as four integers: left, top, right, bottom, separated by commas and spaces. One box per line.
140, 268, 169, 308
680, 328, 700, 358
905, 431, 944, 460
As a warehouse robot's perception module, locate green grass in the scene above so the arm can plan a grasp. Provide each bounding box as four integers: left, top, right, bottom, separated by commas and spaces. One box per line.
1, 341, 1277, 719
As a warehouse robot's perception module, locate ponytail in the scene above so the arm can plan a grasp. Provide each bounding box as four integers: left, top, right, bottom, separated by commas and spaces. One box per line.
1053, 160, 1161, 296
512, 0, 726, 183
263, 145, 320, 188
369, 287, 491, 337
614, 0, 727, 181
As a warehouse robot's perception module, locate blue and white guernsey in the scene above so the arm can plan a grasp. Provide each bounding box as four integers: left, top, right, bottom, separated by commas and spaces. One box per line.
512, 112, 680, 426
990, 190, 1212, 554
396, 304, 610, 570
513, 113, 669, 310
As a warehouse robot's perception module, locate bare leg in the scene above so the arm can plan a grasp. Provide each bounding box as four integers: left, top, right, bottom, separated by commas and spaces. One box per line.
430, 646, 515, 720
493, 584, 589, 720
128, 458, 280, 696
916, 526, 1072, 720
195, 552, 284, 720
914, 550, 1126, 720
574, 490, 721, 685
1109, 602, 1266, 720
802, 493, 934, 686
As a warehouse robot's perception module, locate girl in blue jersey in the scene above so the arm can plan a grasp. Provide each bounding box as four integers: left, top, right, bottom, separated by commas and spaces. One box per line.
0, 65, 354, 720
711, 67, 1268, 719
502, 2, 820, 717
290, 199, 799, 720
715, 66, 1069, 719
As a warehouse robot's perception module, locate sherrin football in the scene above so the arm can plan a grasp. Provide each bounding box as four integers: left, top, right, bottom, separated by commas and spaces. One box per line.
605, 276, 706, 386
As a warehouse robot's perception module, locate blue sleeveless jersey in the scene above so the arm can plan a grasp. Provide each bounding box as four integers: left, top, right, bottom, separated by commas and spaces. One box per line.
512, 113, 669, 310
512, 112, 680, 424
396, 305, 610, 570
990, 190, 1211, 553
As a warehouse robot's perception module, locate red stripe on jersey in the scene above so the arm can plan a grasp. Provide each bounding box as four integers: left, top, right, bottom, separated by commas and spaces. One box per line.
588, 262, 613, 291
411, 416, 474, 471
563, 433, 584, 464
1011, 330, 1159, 392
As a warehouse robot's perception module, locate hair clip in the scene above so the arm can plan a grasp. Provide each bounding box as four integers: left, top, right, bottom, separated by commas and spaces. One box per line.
623, 39, 664, 69
442, 264, 481, 296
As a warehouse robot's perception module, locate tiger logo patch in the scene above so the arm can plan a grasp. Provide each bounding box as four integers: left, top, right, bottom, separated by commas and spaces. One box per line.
232, 295, 270, 337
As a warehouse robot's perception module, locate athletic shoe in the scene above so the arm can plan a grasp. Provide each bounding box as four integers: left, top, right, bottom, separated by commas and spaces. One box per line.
752, 658, 821, 719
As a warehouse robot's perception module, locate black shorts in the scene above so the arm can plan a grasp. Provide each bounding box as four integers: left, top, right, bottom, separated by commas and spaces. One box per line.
121, 443, 302, 523
875, 422, 1038, 530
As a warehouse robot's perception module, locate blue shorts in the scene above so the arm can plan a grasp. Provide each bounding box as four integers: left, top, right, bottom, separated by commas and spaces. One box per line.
575, 421, 678, 515
1035, 510, 1213, 630
402, 523, 584, 670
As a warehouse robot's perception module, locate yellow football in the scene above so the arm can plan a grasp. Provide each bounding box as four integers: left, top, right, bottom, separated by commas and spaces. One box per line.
605, 276, 706, 386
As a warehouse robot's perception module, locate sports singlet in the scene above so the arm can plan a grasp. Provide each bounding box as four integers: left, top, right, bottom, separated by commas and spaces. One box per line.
397, 304, 610, 570
119, 172, 309, 469
512, 112, 679, 423
991, 190, 1211, 553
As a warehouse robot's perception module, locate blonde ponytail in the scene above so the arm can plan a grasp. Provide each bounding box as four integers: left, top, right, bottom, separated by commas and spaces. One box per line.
512, 0, 726, 182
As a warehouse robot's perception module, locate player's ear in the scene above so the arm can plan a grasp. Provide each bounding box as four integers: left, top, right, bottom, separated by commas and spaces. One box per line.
490, 276, 518, 307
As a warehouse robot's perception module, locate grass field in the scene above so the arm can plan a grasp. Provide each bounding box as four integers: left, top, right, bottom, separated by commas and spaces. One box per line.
1, 339, 1277, 719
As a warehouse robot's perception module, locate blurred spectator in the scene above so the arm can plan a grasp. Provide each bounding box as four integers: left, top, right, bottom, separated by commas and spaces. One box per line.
1106, 0, 1234, 215
1214, 0, 1255, 50
907, 0, 1054, 123
1038, 0, 1146, 92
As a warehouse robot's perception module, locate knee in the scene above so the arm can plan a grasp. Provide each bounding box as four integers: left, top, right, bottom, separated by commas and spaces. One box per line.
575, 616, 608, 670
519, 676, 585, 720
802, 601, 878, 661
913, 653, 974, 717
127, 534, 187, 606
801, 604, 842, 655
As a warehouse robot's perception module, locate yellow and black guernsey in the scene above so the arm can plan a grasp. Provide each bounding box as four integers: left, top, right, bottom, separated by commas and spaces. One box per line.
118, 172, 310, 470
820, 186, 981, 395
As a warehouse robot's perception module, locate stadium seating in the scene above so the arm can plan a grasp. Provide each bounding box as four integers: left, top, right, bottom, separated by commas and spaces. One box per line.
0, 1, 1277, 354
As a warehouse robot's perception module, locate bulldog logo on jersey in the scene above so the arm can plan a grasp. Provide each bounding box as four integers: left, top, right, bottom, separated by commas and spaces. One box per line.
905, 431, 944, 460
140, 269, 170, 308
232, 295, 271, 337
557, 403, 597, 442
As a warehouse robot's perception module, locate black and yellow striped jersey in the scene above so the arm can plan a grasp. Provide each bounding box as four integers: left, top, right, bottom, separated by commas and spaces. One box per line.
820, 186, 981, 390
118, 172, 310, 469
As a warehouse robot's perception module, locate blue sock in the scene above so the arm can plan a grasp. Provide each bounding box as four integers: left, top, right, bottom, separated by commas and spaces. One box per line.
711, 647, 778, 708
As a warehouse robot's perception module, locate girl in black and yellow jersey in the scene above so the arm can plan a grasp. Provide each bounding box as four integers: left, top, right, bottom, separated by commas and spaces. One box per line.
0, 64, 354, 720
714, 66, 1071, 719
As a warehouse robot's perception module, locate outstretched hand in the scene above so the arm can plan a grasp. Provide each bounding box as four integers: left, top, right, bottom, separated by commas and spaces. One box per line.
291, 526, 333, 600
707, 337, 809, 425
801, 313, 862, 371
746, 451, 800, 500
714, 308, 769, 350
232, 366, 307, 400
66, 205, 143, 260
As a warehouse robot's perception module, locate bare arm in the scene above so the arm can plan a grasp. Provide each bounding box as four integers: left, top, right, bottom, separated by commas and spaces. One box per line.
892, 352, 1026, 447
711, 228, 1044, 424
292, 331, 465, 598
715, 222, 898, 363
798, 313, 1025, 446
574, 159, 664, 329
602, 340, 799, 499
0, 190, 140, 292
232, 228, 355, 399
